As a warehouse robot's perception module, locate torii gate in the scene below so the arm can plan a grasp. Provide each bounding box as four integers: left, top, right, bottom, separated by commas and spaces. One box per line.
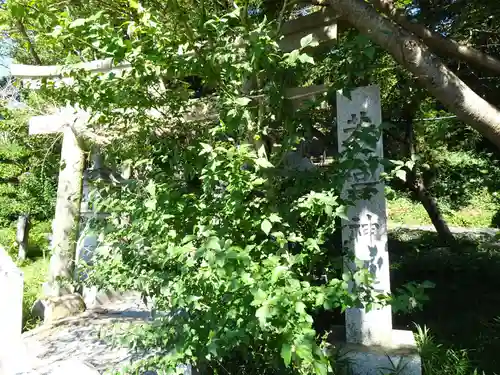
10, 9, 337, 296
10, 9, 420, 374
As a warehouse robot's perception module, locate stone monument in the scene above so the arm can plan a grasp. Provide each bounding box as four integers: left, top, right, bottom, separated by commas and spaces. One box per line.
0, 247, 24, 374
335, 85, 421, 375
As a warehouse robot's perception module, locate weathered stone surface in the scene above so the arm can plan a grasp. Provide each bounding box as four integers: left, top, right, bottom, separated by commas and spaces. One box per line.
42, 293, 86, 324
48, 359, 100, 375
0, 247, 24, 375
329, 326, 421, 375
337, 85, 392, 346
31, 299, 45, 320
33, 117, 86, 296
19, 294, 152, 375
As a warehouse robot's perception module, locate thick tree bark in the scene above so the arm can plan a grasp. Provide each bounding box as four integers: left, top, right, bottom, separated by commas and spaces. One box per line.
328, 0, 500, 151
370, 0, 500, 75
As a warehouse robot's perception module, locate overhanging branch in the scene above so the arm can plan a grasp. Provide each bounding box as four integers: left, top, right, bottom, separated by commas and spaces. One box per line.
370, 0, 500, 75
328, 0, 500, 150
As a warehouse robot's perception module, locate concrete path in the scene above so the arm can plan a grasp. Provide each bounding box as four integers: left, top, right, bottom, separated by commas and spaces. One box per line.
15, 294, 154, 375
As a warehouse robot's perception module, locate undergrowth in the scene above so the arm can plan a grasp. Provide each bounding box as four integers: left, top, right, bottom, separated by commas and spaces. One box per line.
387, 189, 498, 228
0, 220, 51, 331
391, 229, 500, 374
19, 257, 48, 331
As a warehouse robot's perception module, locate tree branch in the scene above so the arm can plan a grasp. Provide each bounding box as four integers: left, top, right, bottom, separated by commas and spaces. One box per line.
15, 19, 42, 65
328, 0, 500, 150
370, 0, 500, 75
0, 177, 20, 184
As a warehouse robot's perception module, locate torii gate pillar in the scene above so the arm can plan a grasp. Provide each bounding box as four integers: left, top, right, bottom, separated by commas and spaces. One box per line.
29, 108, 88, 296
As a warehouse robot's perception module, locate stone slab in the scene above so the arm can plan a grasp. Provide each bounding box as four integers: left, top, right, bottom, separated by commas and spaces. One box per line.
0, 247, 24, 375
329, 326, 421, 375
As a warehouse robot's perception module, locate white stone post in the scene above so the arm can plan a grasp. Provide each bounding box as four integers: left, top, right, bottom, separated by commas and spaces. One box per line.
28, 108, 89, 296
336, 85, 392, 346
0, 247, 24, 374
48, 126, 85, 293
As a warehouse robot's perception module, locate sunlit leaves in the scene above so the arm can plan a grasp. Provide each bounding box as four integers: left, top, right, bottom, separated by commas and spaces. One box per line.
69, 18, 86, 28
27, 4, 403, 375
260, 219, 272, 235
300, 34, 319, 49
280, 343, 292, 367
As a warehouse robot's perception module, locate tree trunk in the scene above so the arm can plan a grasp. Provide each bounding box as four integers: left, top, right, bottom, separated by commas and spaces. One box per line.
402, 103, 455, 245
328, 0, 500, 150
370, 0, 500, 75
413, 179, 456, 245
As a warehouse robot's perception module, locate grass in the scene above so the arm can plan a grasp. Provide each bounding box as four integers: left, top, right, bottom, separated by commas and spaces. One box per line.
387, 189, 498, 228
19, 257, 49, 331
0, 220, 51, 331
389, 229, 500, 374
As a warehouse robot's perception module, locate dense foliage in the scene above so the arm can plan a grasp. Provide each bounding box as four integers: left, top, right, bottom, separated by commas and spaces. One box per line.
8, 2, 428, 373
0, 89, 60, 255
1, 0, 500, 372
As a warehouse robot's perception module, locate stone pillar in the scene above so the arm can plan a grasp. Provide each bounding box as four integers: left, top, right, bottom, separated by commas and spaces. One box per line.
336, 85, 392, 346
16, 214, 30, 261
76, 149, 109, 308
0, 247, 24, 374
76, 149, 102, 275
48, 126, 85, 295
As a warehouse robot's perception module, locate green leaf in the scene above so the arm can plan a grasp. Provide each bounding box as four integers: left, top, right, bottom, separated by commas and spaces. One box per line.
298, 53, 315, 64
313, 361, 328, 375
295, 343, 313, 361
50, 26, 63, 38
255, 304, 270, 327
268, 213, 281, 223
69, 18, 86, 28
395, 169, 406, 181
335, 205, 348, 220
364, 46, 376, 60
199, 142, 213, 155
11, 4, 25, 18
206, 237, 221, 250
255, 158, 274, 169
252, 177, 267, 185
145, 180, 156, 197
253, 289, 267, 304
261, 219, 272, 236
295, 301, 306, 314
129, 0, 139, 8
144, 198, 156, 210
280, 343, 292, 367
271, 265, 287, 283
181, 235, 196, 244
286, 49, 300, 64
235, 97, 252, 106
422, 280, 436, 289
300, 33, 319, 48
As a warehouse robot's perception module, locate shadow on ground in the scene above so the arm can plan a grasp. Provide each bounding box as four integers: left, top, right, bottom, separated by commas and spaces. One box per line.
389, 229, 500, 374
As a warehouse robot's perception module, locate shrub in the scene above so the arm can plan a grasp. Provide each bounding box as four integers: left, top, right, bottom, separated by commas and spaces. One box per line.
20, 257, 49, 331
0, 220, 51, 258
